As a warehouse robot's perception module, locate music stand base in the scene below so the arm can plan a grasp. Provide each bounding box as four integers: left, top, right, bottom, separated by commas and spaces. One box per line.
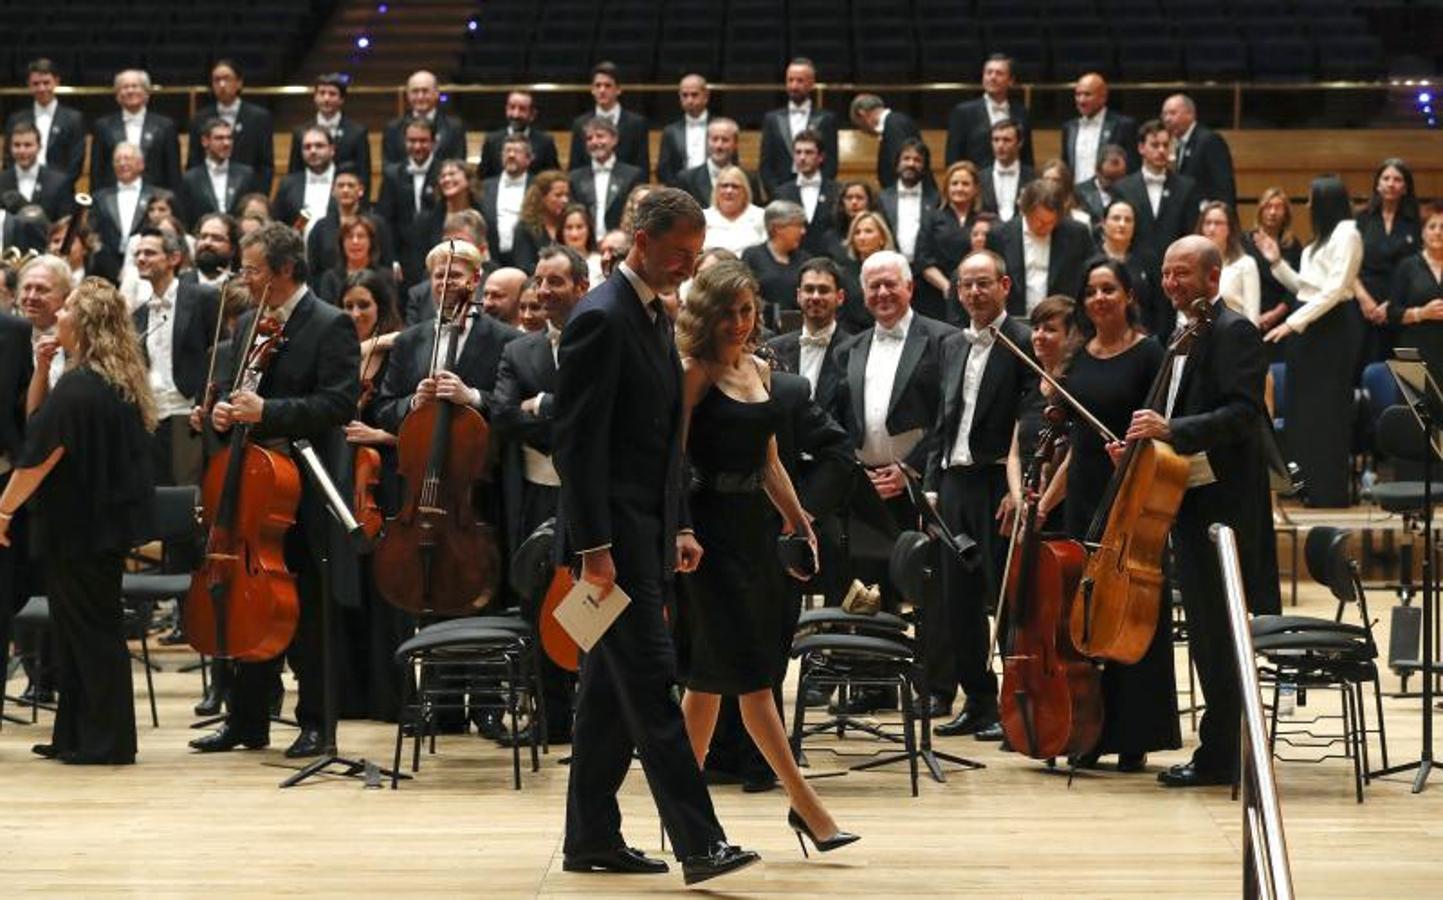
280, 752, 410, 788
1373, 757, 1434, 793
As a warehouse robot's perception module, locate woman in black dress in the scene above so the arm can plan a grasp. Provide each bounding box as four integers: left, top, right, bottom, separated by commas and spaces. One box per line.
315, 216, 382, 305
1096, 199, 1166, 339
1001, 295, 1079, 535
511, 170, 571, 275
676, 259, 857, 854
1245, 187, 1303, 339
919, 161, 984, 327
834, 210, 894, 332
1055, 258, 1180, 771
1354, 159, 1422, 367
0, 277, 155, 764
1386, 200, 1443, 376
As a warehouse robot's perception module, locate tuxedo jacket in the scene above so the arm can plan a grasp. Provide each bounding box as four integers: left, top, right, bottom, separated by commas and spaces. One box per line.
373, 311, 522, 434
477, 173, 527, 259
978, 164, 1036, 221
1060, 109, 1140, 177
656, 117, 699, 187
478, 128, 559, 180
925, 314, 1036, 488
178, 160, 259, 225
493, 329, 560, 550
876, 109, 938, 193
765, 323, 850, 414
289, 116, 372, 193
90, 110, 181, 191
376, 159, 440, 282
990, 215, 1095, 317
132, 281, 221, 402
382, 111, 467, 167
831, 313, 959, 475
567, 108, 650, 177
568, 160, 644, 233
759, 105, 840, 192
1075, 177, 1113, 224
0, 166, 73, 221
1176, 123, 1237, 207
91, 182, 156, 259
1111, 169, 1203, 265
771, 370, 854, 520
0, 312, 32, 460
773, 178, 840, 257
187, 100, 275, 191
675, 162, 765, 209
944, 95, 1034, 169
304, 210, 395, 283
5, 104, 85, 189
271, 170, 334, 230
879, 182, 942, 256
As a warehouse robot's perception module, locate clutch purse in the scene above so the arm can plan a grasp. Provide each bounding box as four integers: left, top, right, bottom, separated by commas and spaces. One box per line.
776, 533, 818, 577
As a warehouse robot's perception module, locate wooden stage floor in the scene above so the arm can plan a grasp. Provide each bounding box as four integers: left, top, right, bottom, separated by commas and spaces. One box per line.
4, 571, 1442, 897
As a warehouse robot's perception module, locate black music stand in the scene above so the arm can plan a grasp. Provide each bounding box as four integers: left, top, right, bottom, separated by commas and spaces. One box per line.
1374, 351, 1440, 793
279, 440, 406, 789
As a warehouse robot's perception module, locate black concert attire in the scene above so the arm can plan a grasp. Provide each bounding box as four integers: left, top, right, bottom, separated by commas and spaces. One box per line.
568, 160, 645, 235
17, 367, 155, 763
917, 204, 978, 325
1387, 253, 1443, 376
381, 111, 466, 168
133, 280, 221, 486
89, 109, 181, 191
567, 107, 650, 177
1356, 206, 1422, 366
5, 102, 85, 189
510, 223, 557, 278
305, 212, 396, 287
376, 158, 439, 286
1243, 232, 1301, 362
0, 165, 73, 222
990, 216, 1094, 319
740, 243, 813, 328
188, 99, 275, 192
1060, 109, 1140, 177
554, 267, 729, 860
290, 116, 372, 194
1174, 123, 1236, 207
979, 163, 1037, 223
656, 115, 703, 188
178, 160, 259, 227
91, 182, 156, 269
0, 314, 33, 719
479, 127, 559, 180
944, 94, 1034, 170
1111, 170, 1203, 268
1061, 339, 1181, 757
759, 102, 839, 193
875, 108, 936, 193
773, 177, 841, 259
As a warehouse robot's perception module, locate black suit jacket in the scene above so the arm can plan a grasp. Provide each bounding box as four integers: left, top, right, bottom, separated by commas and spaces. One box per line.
289, 116, 372, 192
773, 178, 840, 257
925, 314, 1036, 488
831, 313, 959, 475
765, 323, 850, 414
401, 273, 493, 326
0, 166, 73, 221
188, 101, 275, 191
178, 160, 258, 226
382, 111, 467, 168
554, 272, 689, 576
879, 182, 941, 262
656, 117, 698, 187
1176, 123, 1236, 207
1111, 170, 1203, 265
5, 104, 85, 189
493, 329, 559, 549
675, 162, 765, 209
478, 128, 559, 180
374, 311, 522, 433
132, 281, 221, 402
944, 95, 1034, 169
991, 216, 1095, 317
376, 160, 440, 282
1060, 109, 1140, 177
90, 110, 181, 191
271, 170, 333, 230
770, 370, 854, 519
759, 105, 840, 192
91, 182, 156, 260
876, 109, 938, 193
477, 173, 530, 262
568, 108, 650, 177
978, 164, 1036, 220
1075, 177, 1113, 224
568, 160, 644, 234
304, 210, 395, 282
0, 312, 31, 460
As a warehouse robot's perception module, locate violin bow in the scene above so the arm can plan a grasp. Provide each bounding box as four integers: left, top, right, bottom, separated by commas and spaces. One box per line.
988, 323, 1120, 445
428, 240, 457, 377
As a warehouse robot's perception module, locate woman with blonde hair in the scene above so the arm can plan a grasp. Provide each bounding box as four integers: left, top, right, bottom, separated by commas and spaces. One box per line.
0, 277, 156, 765
1197, 200, 1261, 324
675, 259, 859, 857
702, 166, 766, 254
835, 210, 896, 330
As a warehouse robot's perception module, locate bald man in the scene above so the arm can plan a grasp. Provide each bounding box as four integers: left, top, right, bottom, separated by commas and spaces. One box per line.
1161, 93, 1235, 207
381, 69, 467, 166
1060, 73, 1139, 180
480, 266, 529, 329
89, 68, 180, 190
657, 74, 711, 186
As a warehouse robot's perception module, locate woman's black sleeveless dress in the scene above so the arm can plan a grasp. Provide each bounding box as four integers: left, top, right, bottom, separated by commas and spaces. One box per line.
678, 384, 788, 696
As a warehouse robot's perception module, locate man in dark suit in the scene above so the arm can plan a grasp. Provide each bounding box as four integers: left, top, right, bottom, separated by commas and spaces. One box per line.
772, 130, 839, 259
850, 93, 936, 193
90, 69, 181, 192
1162, 93, 1236, 208
479, 90, 560, 180
945, 54, 1034, 170
480, 133, 532, 265
978, 120, 1035, 225
1075, 143, 1130, 225
759, 58, 840, 194
675, 118, 763, 208
186, 60, 275, 194
376, 118, 440, 285
567, 62, 650, 177
1112, 119, 1204, 272
926, 249, 1037, 732
179, 118, 258, 227
990, 180, 1094, 318
91, 143, 155, 271
879, 138, 941, 277
1, 122, 73, 222
189, 222, 361, 759
554, 188, 757, 884
4, 58, 85, 190
656, 74, 710, 187
1061, 73, 1140, 182
381, 70, 466, 167
1127, 235, 1271, 787
131, 227, 220, 486
0, 308, 33, 695
272, 126, 336, 230
289, 73, 372, 196
568, 117, 643, 241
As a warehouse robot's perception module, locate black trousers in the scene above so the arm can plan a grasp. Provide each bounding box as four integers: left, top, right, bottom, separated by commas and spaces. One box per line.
150, 414, 205, 488
47, 552, 137, 762
1173, 512, 1240, 772
564, 538, 725, 860
1284, 301, 1362, 508
934, 464, 1009, 707
519, 480, 574, 735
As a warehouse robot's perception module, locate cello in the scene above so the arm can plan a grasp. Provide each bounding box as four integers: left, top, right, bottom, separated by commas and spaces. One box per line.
998, 402, 1104, 761
185, 294, 303, 661
372, 243, 501, 616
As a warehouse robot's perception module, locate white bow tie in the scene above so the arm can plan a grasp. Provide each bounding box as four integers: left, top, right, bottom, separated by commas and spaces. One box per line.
962, 327, 994, 347
307, 171, 331, 184
789, 103, 810, 116
799, 332, 830, 348
897, 184, 922, 197
1144, 171, 1167, 186
593, 161, 614, 175
406, 162, 429, 177
122, 112, 144, 126
995, 166, 1019, 178
874, 325, 905, 343
797, 175, 822, 189
502, 175, 526, 189
989, 101, 1009, 115
208, 162, 228, 175
149, 295, 172, 313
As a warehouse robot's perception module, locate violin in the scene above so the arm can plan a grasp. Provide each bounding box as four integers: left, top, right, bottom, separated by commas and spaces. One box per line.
185, 301, 302, 661
372, 243, 501, 615
999, 402, 1103, 761
351, 334, 389, 543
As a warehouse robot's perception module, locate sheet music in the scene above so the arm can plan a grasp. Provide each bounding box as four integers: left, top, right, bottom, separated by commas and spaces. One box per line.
553, 579, 632, 652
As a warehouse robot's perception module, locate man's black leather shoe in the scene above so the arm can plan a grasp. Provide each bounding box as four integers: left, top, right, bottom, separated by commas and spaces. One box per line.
193, 686, 225, 717
934, 705, 998, 737
189, 725, 268, 752
973, 721, 1005, 742
828, 688, 897, 715
472, 711, 508, 741
561, 846, 669, 874
681, 842, 760, 886
31, 743, 60, 759
284, 728, 325, 759
1158, 761, 1234, 787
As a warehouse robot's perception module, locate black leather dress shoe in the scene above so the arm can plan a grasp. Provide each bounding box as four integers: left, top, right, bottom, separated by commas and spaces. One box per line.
472, 711, 508, 741
562, 846, 669, 874
20, 684, 55, 705
681, 842, 760, 886
1158, 761, 1233, 787
189, 725, 268, 753
920, 694, 952, 719
284, 728, 325, 759
193, 686, 226, 717
973, 721, 1005, 742
934, 706, 998, 737
1117, 752, 1148, 773
828, 689, 897, 715
31, 743, 60, 759
496, 722, 571, 748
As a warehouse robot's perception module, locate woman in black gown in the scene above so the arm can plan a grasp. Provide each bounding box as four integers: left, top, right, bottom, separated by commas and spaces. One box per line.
1001, 295, 1079, 536
675, 259, 857, 854
1056, 258, 1180, 771
1354, 159, 1422, 368
0, 277, 155, 764
1386, 200, 1443, 375
1096, 199, 1167, 339
919, 161, 984, 327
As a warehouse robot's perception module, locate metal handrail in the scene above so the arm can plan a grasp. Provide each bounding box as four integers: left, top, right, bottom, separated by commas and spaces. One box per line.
1212, 523, 1295, 900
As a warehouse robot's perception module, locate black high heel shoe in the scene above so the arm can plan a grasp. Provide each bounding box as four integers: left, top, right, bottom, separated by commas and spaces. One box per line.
788, 808, 860, 858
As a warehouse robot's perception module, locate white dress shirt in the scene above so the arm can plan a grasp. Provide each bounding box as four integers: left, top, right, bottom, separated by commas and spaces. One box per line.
618, 260, 658, 313
304, 163, 335, 221
316, 111, 342, 138
1021, 221, 1051, 315
216, 99, 240, 127
986, 97, 1011, 126
406, 156, 432, 213
32, 326, 65, 389
591, 156, 615, 238
684, 113, 708, 169
894, 183, 924, 261
116, 179, 143, 235
860, 309, 921, 466
1142, 168, 1167, 217
992, 163, 1020, 222
206, 159, 229, 210
703, 205, 767, 254
33, 100, 56, 158
798, 321, 836, 398
145, 278, 192, 418
123, 108, 146, 148
496, 173, 527, 253
948, 315, 1005, 468
788, 100, 811, 141
1276, 220, 1364, 333
14, 163, 38, 201
797, 174, 822, 223
1073, 109, 1105, 183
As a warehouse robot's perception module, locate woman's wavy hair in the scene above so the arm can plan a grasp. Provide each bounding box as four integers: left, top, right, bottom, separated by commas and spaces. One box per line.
68, 277, 157, 430
519, 170, 570, 232
676, 258, 761, 361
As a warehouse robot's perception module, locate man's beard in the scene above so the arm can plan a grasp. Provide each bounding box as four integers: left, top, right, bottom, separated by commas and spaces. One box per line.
195, 249, 232, 277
